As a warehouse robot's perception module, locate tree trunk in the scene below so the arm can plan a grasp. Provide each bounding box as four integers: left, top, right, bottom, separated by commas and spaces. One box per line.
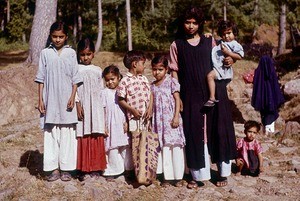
277, 2, 286, 55
151, 0, 154, 12
25, 0, 57, 66
78, 15, 82, 41
115, 5, 120, 46
7, 0, 10, 23
95, 0, 103, 52
223, 0, 227, 21
126, 0, 132, 51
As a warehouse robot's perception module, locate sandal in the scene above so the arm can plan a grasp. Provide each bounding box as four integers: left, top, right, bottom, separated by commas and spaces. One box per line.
105, 176, 115, 182
47, 170, 60, 182
174, 180, 184, 187
90, 172, 100, 179
204, 99, 219, 107
216, 177, 228, 187
60, 171, 72, 181
187, 180, 198, 189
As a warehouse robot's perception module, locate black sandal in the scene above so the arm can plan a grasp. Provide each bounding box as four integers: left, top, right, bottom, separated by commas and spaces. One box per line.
47, 170, 60, 182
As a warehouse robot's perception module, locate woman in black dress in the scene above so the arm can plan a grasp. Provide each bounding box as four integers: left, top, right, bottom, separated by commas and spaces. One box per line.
169, 6, 237, 188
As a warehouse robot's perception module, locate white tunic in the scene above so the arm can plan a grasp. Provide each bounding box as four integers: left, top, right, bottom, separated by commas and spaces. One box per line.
102, 88, 129, 151
76, 64, 105, 136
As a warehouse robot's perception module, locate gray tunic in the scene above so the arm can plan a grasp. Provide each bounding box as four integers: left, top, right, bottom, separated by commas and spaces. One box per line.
35, 45, 82, 126
76, 64, 105, 136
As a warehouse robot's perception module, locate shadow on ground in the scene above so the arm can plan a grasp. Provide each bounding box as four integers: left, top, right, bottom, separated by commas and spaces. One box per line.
19, 150, 43, 177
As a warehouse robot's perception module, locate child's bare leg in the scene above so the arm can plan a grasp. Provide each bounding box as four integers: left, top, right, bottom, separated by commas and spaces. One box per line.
235, 158, 244, 174
204, 70, 219, 107
207, 70, 216, 101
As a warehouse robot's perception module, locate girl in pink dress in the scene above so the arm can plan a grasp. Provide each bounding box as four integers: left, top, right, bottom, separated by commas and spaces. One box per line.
151, 55, 186, 187
236, 120, 263, 176
102, 65, 133, 181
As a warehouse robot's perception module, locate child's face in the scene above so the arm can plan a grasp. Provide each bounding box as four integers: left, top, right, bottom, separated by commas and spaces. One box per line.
50, 30, 68, 50
79, 48, 94, 65
152, 63, 167, 82
104, 72, 120, 89
221, 28, 235, 42
244, 126, 258, 142
184, 18, 199, 36
135, 59, 146, 75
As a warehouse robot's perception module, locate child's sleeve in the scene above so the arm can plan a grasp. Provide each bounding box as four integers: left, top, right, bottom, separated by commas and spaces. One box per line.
233, 41, 244, 58
116, 78, 127, 99
35, 50, 46, 83
171, 77, 180, 94
255, 140, 263, 155
70, 50, 82, 85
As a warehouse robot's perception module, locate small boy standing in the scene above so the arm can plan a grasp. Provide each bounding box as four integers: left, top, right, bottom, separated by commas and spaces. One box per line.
117, 50, 152, 131
236, 120, 264, 176
116, 50, 153, 183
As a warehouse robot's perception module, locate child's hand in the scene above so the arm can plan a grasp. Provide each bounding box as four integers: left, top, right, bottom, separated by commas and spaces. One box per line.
259, 166, 264, 173
104, 127, 109, 138
67, 98, 75, 111
38, 100, 46, 114
171, 116, 180, 128
221, 44, 230, 55
204, 33, 212, 38
76, 103, 84, 120
236, 158, 244, 167
131, 108, 143, 120
144, 107, 153, 120
123, 122, 128, 133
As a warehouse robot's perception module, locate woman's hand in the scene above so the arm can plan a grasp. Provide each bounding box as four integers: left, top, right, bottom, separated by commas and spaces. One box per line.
223, 56, 234, 67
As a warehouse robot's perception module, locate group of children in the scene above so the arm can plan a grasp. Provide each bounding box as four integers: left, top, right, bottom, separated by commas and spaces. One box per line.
35, 20, 264, 185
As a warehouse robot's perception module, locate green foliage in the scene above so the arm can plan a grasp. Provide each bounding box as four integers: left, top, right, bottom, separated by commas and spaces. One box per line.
1, 0, 300, 52
0, 37, 28, 52
5, 0, 33, 42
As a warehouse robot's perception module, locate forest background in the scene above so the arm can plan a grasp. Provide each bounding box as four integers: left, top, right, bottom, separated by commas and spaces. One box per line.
0, 0, 299, 61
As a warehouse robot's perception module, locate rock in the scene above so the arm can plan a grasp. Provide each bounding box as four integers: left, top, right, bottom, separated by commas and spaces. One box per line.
283, 79, 300, 96
284, 121, 300, 137
277, 147, 298, 154
64, 184, 78, 193
240, 177, 257, 186
259, 176, 278, 183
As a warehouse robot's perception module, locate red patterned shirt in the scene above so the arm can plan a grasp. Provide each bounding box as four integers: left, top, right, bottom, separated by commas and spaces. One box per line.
236, 138, 263, 168
117, 72, 151, 120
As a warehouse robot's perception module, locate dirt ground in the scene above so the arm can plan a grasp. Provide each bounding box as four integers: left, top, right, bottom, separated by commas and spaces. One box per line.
0, 51, 299, 201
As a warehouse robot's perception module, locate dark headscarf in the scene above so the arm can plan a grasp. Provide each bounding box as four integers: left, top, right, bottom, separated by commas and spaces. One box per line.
251, 56, 285, 125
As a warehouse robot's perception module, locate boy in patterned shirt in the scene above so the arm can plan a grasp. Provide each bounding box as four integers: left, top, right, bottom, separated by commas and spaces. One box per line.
117, 50, 152, 131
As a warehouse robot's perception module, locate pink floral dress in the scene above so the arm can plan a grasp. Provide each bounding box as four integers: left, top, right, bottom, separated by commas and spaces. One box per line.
151, 75, 185, 148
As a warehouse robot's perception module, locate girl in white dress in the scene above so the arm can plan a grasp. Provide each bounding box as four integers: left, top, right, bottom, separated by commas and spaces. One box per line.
102, 65, 133, 181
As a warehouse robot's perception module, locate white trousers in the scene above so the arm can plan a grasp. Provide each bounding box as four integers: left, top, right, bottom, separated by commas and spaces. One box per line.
190, 144, 232, 181
156, 145, 185, 180
43, 125, 77, 171
103, 146, 134, 176
265, 121, 275, 133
